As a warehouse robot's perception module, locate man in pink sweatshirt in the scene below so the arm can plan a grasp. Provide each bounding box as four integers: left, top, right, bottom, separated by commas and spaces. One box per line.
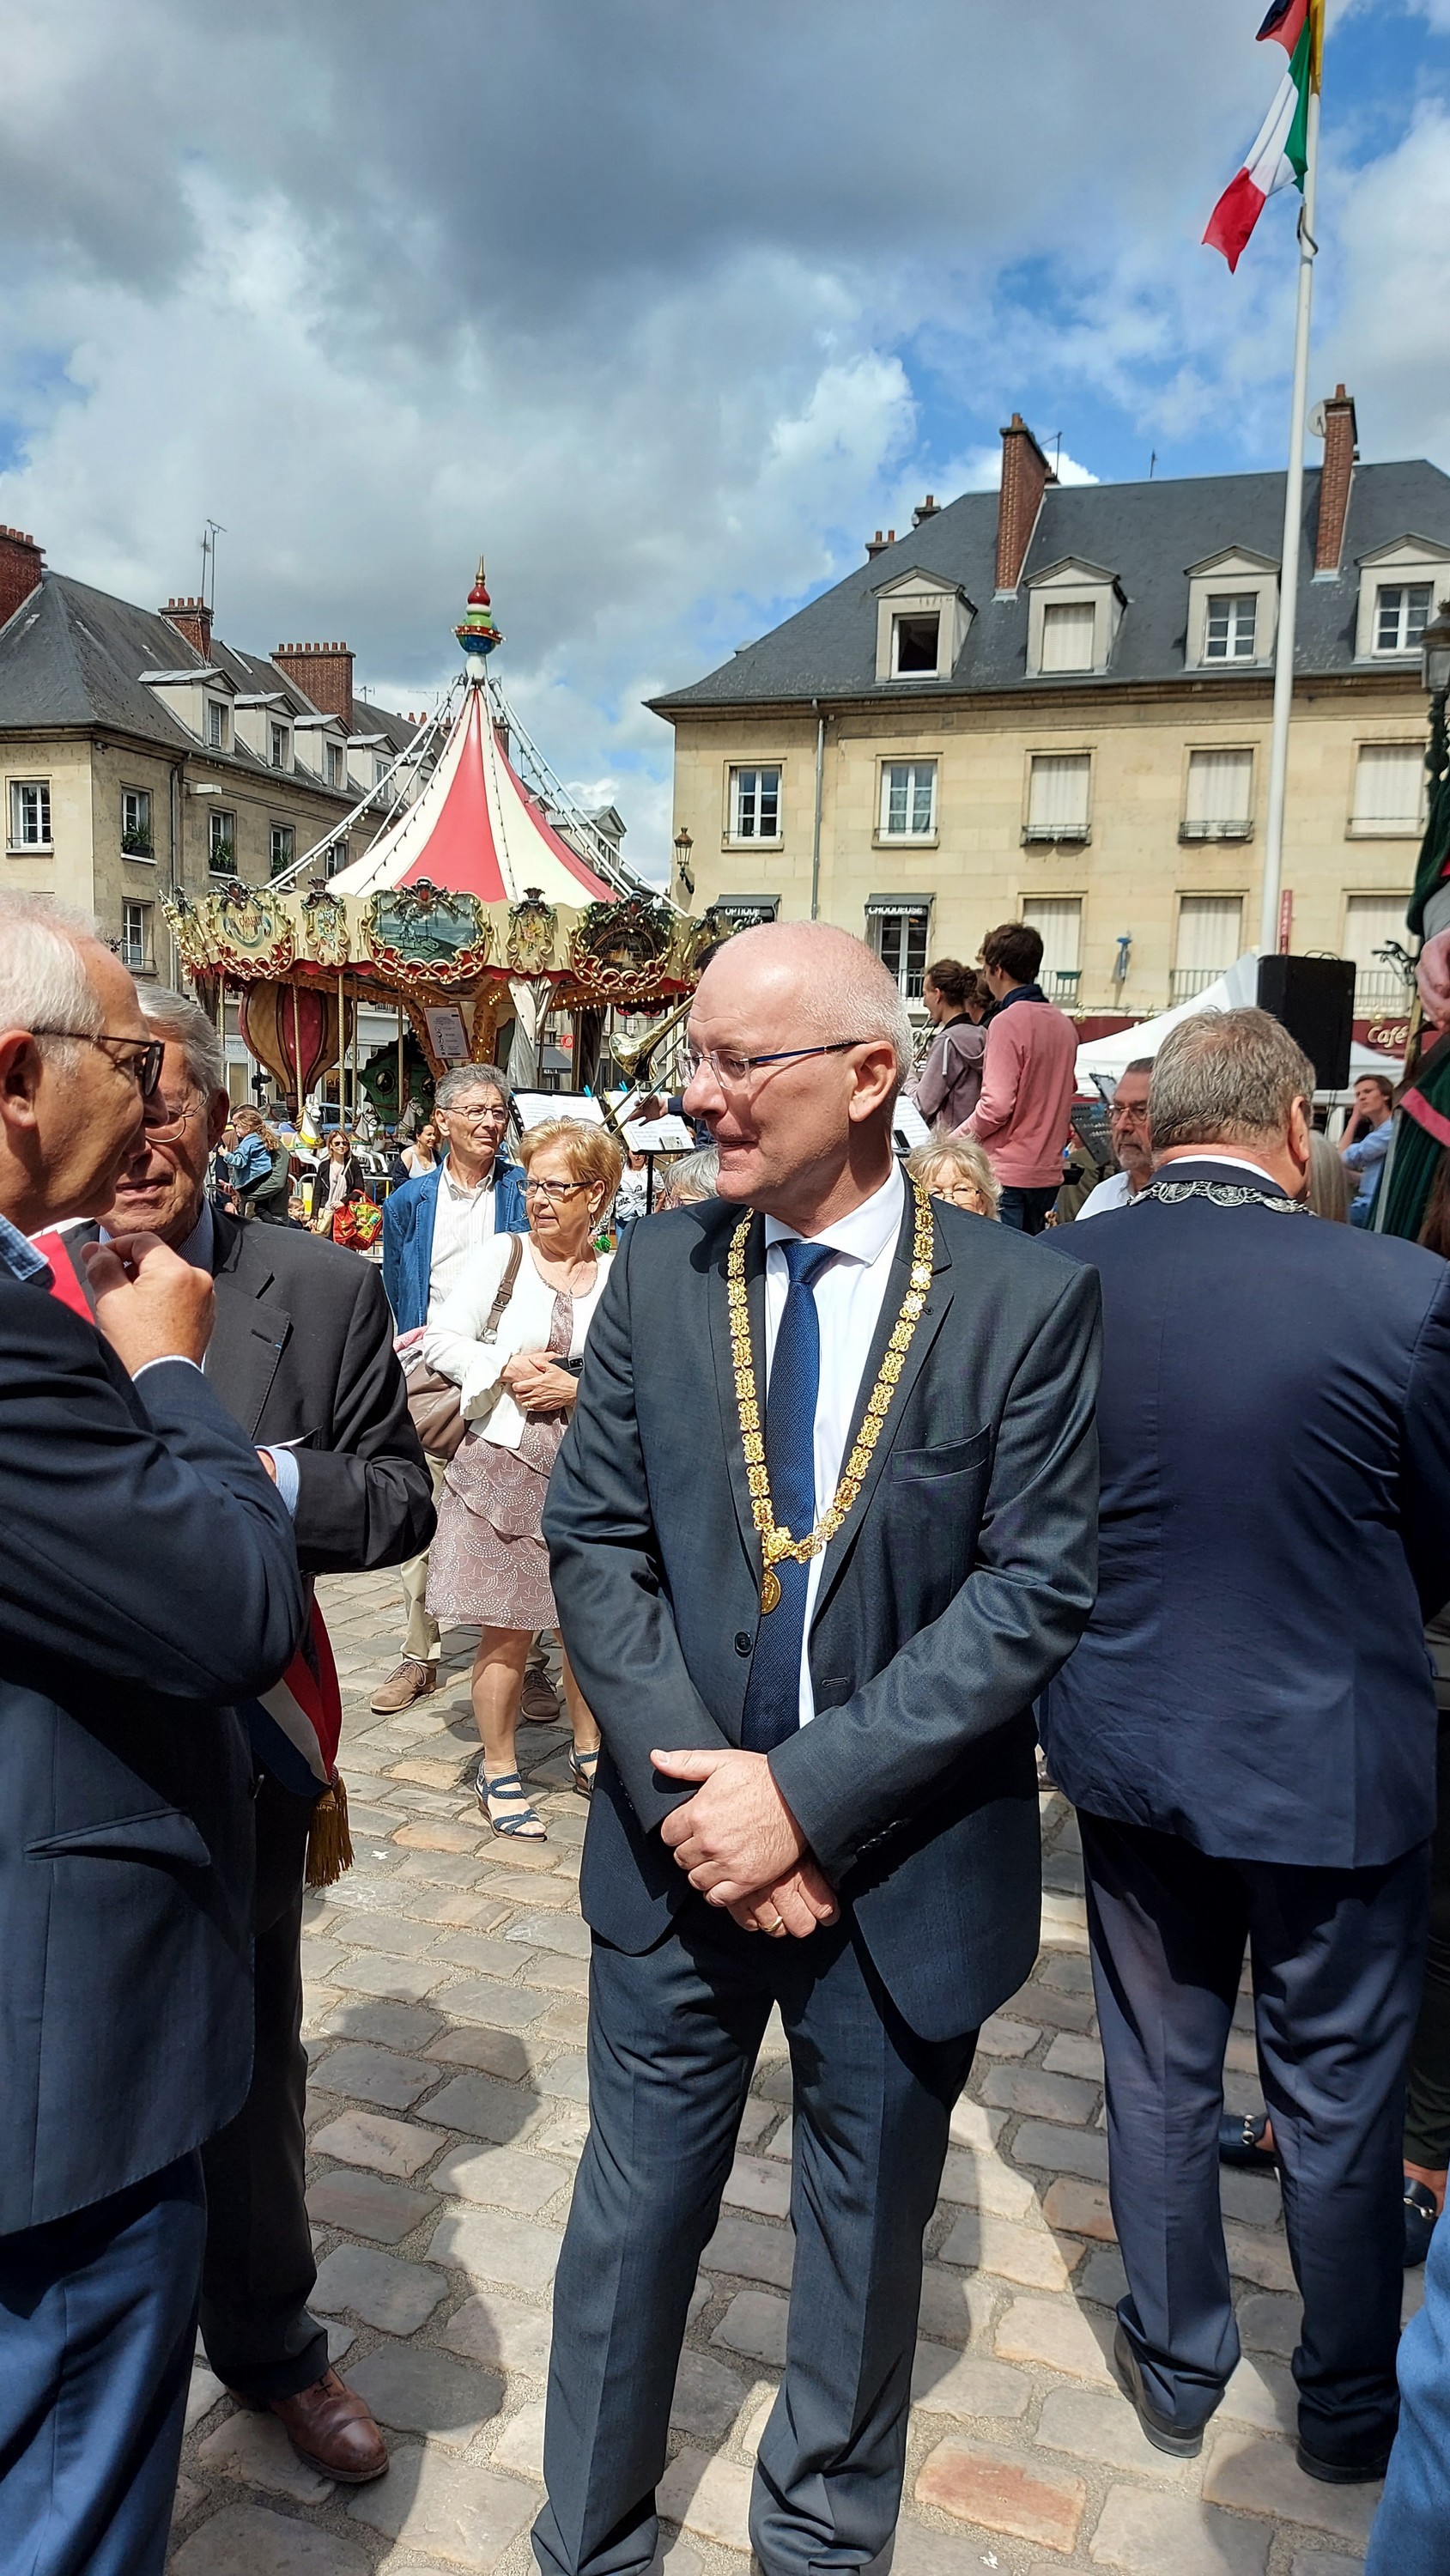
956, 921, 1077, 1233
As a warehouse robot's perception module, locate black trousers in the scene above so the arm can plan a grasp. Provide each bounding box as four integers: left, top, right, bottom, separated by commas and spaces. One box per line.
533, 1902, 975, 2576
1404, 1713, 1450, 2170
1080, 1811, 1429, 2466
198, 1771, 329, 2402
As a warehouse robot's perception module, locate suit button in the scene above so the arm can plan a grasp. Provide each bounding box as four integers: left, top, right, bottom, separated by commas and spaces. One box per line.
734, 1631, 752, 1656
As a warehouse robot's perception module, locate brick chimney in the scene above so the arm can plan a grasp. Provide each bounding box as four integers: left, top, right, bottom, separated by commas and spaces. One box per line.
1313, 384, 1358, 577
271, 641, 354, 726
912, 494, 940, 526
995, 415, 1056, 595
0, 526, 45, 629
865, 528, 897, 560
162, 594, 213, 659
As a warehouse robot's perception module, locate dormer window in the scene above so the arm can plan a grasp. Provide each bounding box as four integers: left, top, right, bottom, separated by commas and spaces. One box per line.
270, 722, 289, 770
1025, 560, 1125, 678
893, 614, 940, 675
1204, 595, 1258, 661
873, 568, 972, 683
206, 699, 229, 751
1376, 584, 1432, 655
326, 742, 344, 788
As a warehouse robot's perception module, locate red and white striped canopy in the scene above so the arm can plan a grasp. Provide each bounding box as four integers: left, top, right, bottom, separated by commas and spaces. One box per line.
329, 683, 611, 908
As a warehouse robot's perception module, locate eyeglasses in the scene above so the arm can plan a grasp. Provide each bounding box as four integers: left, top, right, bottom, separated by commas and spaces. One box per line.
441, 1101, 507, 1127
31, 1030, 164, 1097
522, 1176, 592, 1204
684, 1038, 867, 1092
1109, 1098, 1150, 1122
143, 1097, 205, 1143
937, 1182, 990, 1212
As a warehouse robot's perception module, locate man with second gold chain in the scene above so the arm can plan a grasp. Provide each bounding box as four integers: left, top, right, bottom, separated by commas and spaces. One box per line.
535, 920, 1101, 2576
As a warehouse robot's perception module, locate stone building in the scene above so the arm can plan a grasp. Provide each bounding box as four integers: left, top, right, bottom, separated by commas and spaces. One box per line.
652, 391, 1450, 1047
0, 527, 416, 1007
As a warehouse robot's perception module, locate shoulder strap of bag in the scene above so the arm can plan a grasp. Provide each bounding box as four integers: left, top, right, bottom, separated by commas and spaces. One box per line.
482, 1232, 524, 1344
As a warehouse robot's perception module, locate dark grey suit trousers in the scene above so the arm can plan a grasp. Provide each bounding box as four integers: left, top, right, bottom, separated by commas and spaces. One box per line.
533, 1901, 975, 2576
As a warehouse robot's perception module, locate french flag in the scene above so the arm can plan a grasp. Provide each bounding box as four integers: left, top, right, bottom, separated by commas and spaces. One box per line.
1204, 0, 1318, 272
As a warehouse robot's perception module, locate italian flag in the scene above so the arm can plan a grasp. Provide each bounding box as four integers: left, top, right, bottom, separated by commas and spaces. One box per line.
1204, 0, 1323, 272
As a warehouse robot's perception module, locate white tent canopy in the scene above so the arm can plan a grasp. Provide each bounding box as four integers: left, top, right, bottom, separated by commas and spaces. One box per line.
1074, 954, 1401, 1092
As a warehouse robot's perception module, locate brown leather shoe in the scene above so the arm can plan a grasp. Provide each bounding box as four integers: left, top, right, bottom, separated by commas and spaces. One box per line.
519, 1663, 561, 1724
369, 1656, 439, 1716
268, 2369, 389, 2482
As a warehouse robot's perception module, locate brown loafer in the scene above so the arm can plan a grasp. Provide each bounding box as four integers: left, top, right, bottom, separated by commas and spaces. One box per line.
267, 2368, 389, 2482
369, 1656, 438, 1716
519, 1665, 561, 1724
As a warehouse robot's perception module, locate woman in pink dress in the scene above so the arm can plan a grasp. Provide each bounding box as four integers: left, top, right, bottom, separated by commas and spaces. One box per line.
423, 1118, 622, 1840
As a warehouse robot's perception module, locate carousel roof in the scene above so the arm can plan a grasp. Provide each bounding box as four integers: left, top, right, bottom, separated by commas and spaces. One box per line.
327, 563, 613, 909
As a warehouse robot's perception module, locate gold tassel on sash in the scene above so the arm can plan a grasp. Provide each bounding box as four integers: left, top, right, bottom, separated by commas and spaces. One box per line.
306, 1770, 355, 1889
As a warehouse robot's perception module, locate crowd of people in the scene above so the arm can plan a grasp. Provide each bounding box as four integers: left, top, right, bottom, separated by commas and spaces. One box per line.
8, 884, 1450, 2572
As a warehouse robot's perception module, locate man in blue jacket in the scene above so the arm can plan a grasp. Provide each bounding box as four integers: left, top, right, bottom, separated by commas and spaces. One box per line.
376, 1062, 527, 1712
0, 893, 304, 2573
1041, 1006, 1450, 2488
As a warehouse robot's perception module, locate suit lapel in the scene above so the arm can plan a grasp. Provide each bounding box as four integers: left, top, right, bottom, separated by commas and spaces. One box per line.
209, 1209, 293, 1437
812, 1193, 954, 1620
707, 1206, 767, 1578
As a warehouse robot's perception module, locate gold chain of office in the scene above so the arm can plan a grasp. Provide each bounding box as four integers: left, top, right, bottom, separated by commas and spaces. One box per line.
728, 1179, 936, 1613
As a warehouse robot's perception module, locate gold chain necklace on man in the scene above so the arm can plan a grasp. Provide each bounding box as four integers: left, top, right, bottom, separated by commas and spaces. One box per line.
728, 1178, 936, 1613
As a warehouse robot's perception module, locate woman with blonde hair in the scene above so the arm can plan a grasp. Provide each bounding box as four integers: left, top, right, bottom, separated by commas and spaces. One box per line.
424, 1117, 623, 1839
907, 1134, 1000, 1219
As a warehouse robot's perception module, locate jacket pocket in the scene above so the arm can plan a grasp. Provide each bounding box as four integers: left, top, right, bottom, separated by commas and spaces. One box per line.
27, 1807, 212, 1868
889, 1428, 991, 1481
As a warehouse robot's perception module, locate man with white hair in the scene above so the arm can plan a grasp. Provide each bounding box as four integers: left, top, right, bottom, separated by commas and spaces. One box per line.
0, 894, 304, 2571
536, 920, 1100, 2576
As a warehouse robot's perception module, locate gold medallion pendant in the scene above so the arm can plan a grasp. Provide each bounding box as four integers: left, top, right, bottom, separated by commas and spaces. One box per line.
728, 1181, 936, 1615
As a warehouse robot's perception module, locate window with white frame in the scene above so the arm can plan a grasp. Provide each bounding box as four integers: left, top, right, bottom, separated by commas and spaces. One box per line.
867, 905, 930, 999
119, 900, 151, 973
209, 808, 237, 873
1182, 748, 1254, 839
1039, 601, 1097, 673
375, 751, 391, 786
1375, 584, 1433, 655
879, 760, 937, 839
121, 787, 153, 855
270, 824, 295, 878
1204, 594, 1258, 661
1343, 894, 1413, 1013
729, 765, 781, 840
9, 779, 52, 848
325, 741, 344, 788
1172, 895, 1243, 1001
1024, 752, 1091, 841
206, 699, 229, 751
1022, 898, 1083, 999
1352, 743, 1425, 833
270, 722, 289, 770
324, 841, 348, 878
892, 612, 941, 676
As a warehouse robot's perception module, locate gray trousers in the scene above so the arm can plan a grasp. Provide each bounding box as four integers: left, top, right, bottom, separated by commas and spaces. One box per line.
534, 1901, 975, 2576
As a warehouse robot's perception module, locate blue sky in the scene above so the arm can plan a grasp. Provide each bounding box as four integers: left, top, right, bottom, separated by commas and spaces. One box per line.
1, 0, 1447, 871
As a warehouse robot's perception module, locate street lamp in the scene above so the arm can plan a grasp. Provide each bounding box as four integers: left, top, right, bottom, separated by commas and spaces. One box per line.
1423, 602, 1450, 702
673, 826, 695, 899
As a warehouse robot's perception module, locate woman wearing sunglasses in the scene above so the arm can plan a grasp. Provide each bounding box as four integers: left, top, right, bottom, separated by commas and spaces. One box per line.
422, 1116, 622, 1839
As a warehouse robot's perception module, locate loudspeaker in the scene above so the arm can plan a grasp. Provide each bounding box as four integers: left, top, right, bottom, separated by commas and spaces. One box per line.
1256, 954, 1355, 1092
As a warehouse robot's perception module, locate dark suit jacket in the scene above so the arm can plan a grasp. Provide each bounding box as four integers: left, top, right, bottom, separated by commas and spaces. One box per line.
543, 1189, 1101, 2042
0, 1267, 305, 2233
1040, 1160, 1450, 1869
206, 1206, 434, 1575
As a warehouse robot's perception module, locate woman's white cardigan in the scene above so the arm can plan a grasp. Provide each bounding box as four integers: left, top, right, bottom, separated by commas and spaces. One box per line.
422, 1235, 612, 1454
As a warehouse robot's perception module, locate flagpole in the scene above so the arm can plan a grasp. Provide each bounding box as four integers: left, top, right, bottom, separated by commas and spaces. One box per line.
1259, 76, 1320, 957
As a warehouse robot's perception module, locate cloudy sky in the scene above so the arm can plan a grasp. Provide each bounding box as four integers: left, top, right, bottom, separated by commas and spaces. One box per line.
3, 0, 1447, 876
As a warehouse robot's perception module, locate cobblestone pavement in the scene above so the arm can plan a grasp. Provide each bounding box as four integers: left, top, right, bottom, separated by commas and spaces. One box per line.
169, 1566, 1419, 2575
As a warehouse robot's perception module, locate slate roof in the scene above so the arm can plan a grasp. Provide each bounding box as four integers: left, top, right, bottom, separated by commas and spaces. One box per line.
652, 459, 1450, 714
0, 571, 415, 769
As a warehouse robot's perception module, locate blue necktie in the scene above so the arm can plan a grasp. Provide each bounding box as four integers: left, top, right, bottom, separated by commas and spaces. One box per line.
740, 1239, 836, 1754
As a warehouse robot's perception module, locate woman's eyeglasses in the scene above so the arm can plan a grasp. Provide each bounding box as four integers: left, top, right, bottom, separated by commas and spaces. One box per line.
522, 1176, 592, 1204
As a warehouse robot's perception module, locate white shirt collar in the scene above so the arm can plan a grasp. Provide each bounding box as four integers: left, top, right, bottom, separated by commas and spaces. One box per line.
763, 1160, 905, 1265
440, 1157, 496, 1203
1167, 1150, 1283, 1187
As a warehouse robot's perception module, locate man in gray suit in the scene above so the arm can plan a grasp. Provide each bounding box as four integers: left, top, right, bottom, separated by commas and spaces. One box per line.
536, 921, 1100, 2576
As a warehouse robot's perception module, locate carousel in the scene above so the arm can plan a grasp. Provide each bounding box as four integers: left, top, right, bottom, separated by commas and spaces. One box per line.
164, 563, 719, 1129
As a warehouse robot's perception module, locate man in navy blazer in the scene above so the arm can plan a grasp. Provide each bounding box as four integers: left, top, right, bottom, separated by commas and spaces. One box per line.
535, 923, 1100, 2576
0, 895, 304, 2572
1041, 1006, 1450, 2486
377, 1061, 527, 1712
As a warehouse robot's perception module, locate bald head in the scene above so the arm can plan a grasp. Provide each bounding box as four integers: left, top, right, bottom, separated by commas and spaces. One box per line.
696, 921, 913, 1082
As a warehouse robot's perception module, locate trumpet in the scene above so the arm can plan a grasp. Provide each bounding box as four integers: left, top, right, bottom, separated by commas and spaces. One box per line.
610, 994, 694, 1086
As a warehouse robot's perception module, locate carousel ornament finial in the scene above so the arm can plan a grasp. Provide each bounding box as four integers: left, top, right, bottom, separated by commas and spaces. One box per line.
456, 556, 502, 678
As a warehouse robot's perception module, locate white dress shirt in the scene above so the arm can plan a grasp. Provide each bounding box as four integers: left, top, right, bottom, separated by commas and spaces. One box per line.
1074, 1170, 1133, 1220
424, 1235, 612, 1453
427, 1160, 498, 1313
762, 1160, 906, 1729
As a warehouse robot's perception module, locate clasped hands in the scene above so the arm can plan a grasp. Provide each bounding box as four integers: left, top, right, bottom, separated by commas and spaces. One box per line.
500, 1349, 575, 1414
652, 1747, 837, 1941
